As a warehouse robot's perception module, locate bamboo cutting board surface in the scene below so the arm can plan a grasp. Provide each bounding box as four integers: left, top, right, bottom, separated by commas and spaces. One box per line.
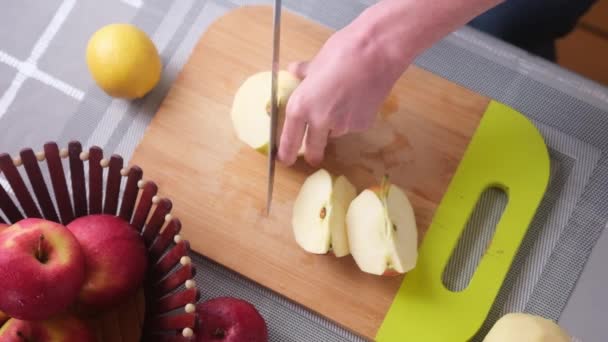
129, 6, 490, 339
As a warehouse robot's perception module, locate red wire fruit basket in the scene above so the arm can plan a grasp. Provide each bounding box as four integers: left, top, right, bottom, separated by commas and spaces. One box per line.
0, 141, 199, 341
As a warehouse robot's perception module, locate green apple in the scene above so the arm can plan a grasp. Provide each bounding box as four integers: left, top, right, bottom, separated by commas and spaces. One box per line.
231, 70, 306, 155
0, 219, 86, 320
0, 314, 96, 341
483, 313, 571, 341
292, 169, 357, 257
346, 176, 418, 276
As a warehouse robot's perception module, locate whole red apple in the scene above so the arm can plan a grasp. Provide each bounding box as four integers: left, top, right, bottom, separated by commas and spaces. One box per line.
0, 218, 86, 321
0, 314, 96, 341
195, 297, 268, 342
66, 214, 148, 311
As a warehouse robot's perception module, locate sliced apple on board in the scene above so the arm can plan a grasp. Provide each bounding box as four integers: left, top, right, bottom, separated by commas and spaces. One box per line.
346, 176, 418, 276
231, 70, 306, 155
292, 169, 357, 257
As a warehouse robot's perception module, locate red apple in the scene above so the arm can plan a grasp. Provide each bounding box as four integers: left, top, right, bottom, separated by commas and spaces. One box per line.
195, 297, 268, 342
0, 314, 96, 341
0, 218, 86, 320
66, 214, 148, 311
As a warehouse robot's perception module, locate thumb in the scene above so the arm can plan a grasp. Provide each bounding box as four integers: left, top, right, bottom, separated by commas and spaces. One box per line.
288, 61, 310, 79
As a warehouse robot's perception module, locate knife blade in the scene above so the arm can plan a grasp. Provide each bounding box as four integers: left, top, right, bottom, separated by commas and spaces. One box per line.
266, 0, 282, 216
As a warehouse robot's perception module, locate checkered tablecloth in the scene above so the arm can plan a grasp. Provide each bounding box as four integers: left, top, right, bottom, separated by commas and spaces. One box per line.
1, 1, 608, 341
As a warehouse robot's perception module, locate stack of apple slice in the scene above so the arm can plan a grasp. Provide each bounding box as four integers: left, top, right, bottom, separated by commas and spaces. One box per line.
292, 170, 419, 276
291, 169, 357, 257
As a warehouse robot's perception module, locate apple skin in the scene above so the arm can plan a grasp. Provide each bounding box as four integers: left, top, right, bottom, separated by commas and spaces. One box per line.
0, 223, 10, 326
195, 297, 268, 342
66, 214, 148, 312
381, 269, 401, 277
0, 314, 96, 341
0, 218, 86, 321
0, 310, 8, 326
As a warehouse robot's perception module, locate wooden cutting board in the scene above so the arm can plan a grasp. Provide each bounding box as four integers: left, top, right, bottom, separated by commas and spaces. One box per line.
129, 5, 492, 340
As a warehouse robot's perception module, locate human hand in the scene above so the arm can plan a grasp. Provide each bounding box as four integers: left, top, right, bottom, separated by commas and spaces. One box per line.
277, 23, 412, 167
277, 0, 504, 167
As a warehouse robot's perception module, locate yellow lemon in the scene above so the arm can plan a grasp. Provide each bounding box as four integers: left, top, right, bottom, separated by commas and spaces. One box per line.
86, 23, 162, 99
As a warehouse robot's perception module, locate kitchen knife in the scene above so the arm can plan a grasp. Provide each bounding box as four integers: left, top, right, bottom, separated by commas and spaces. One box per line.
266, 0, 282, 216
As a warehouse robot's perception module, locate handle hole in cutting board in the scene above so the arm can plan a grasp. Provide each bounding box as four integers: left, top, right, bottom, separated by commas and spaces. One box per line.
442, 186, 508, 292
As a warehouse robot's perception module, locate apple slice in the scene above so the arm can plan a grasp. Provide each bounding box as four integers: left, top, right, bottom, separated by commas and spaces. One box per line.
230, 70, 305, 155
292, 169, 356, 257
346, 176, 418, 276
329, 176, 358, 257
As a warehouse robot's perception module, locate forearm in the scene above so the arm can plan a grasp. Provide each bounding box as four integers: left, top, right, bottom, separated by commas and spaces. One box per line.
348, 0, 504, 72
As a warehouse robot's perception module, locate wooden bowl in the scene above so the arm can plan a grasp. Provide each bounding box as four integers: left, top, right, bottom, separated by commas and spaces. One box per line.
0, 141, 199, 341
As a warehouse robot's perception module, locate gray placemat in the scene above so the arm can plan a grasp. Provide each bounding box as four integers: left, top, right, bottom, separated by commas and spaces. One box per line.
1, 0, 607, 340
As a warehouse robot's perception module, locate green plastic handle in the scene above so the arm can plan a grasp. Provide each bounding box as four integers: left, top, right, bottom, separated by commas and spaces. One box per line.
375, 101, 550, 341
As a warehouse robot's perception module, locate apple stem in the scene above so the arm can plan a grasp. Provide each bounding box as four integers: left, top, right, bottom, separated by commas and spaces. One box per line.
213, 328, 226, 338
381, 174, 390, 198
36, 234, 47, 264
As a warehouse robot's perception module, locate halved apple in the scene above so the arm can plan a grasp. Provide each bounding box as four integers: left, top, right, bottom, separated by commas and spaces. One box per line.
346, 176, 418, 276
292, 169, 357, 257
231, 70, 305, 155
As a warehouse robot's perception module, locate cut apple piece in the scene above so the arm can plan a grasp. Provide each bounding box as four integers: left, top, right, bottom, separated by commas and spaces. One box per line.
346, 176, 418, 276
329, 176, 357, 257
292, 169, 356, 256
231, 70, 305, 155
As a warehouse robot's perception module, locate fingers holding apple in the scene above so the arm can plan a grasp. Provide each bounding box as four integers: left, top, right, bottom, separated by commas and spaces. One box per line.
195, 297, 268, 342
0, 314, 96, 342
0, 218, 86, 320
231, 70, 306, 156
66, 214, 148, 312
